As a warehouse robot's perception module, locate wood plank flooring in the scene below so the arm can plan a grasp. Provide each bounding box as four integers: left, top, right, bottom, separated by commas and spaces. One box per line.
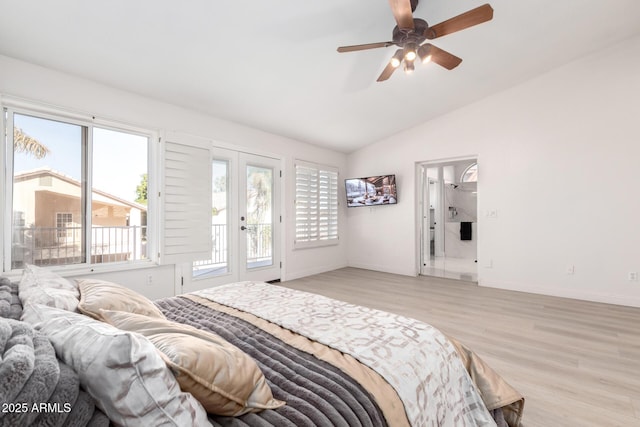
281, 267, 640, 427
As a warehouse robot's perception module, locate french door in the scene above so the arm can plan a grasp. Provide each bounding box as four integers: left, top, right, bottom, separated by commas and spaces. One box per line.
239, 153, 281, 281
181, 148, 281, 293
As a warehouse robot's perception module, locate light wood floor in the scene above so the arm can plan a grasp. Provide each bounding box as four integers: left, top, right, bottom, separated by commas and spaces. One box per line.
282, 268, 640, 427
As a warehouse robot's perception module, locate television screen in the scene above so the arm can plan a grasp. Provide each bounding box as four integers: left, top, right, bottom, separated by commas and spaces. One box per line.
345, 175, 397, 207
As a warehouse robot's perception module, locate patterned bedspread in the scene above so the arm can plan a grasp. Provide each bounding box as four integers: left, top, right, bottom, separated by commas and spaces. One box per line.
156, 295, 391, 427
193, 282, 497, 427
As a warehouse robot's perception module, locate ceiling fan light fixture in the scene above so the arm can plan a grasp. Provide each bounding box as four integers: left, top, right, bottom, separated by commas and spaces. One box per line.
390, 49, 404, 68
404, 42, 418, 61
404, 59, 415, 74
422, 54, 432, 64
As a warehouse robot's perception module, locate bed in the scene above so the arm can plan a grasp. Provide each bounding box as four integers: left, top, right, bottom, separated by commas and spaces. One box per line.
1, 265, 524, 427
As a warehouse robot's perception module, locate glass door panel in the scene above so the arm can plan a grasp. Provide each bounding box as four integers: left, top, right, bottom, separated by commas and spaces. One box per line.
239, 153, 280, 282
193, 159, 229, 279
244, 165, 273, 270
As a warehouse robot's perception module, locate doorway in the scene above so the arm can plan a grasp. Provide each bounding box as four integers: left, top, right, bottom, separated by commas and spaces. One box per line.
420, 158, 478, 282
182, 147, 281, 292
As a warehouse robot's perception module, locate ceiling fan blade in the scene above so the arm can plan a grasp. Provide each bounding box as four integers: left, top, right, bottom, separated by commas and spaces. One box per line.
377, 63, 398, 82
377, 49, 403, 82
418, 44, 462, 70
337, 41, 394, 53
425, 4, 493, 39
388, 0, 415, 29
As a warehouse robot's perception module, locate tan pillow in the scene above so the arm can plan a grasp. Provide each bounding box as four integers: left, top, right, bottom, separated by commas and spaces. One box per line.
77, 279, 165, 321
21, 303, 212, 427
100, 309, 285, 416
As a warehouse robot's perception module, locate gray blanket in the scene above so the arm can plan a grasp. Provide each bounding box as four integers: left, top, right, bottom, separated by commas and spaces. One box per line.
156, 296, 388, 427
0, 278, 22, 320
0, 277, 109, 427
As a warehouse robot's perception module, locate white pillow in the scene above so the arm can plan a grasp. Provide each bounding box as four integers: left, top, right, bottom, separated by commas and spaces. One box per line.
18, 264, 79, 311
22, 303, 212, 427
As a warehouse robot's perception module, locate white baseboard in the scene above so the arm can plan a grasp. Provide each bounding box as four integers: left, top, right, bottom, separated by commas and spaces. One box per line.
283, 262, 349, 282
479, 279, 640, 308
346, 262, 416, 277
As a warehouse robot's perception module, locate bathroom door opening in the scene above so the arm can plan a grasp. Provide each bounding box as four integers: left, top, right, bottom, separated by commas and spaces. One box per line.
420, 157, 478, 282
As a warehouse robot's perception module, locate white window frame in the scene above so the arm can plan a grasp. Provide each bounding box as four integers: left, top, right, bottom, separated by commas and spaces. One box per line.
294, 159, 339, 249
1, 98, 158, 274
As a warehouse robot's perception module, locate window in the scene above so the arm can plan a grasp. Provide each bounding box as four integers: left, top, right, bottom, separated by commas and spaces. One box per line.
55, 213, 73, 241
4, 107, 152, 271
460, 163, 478, 183
294, 160, 339, 248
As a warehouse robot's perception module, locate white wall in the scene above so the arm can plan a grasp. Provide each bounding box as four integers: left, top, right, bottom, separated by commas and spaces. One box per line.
347, 34, 640, 307
0, 54, 348, 297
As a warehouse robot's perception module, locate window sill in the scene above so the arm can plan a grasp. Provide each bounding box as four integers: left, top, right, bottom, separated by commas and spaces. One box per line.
293, 240, 339, 250
5, 259, 159, 280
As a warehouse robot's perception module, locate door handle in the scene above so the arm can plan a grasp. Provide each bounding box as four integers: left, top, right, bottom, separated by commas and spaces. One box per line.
240, 226, 246, 231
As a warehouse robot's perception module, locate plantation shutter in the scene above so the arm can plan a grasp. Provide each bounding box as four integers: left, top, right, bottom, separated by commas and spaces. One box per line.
161, 134, 212, 263
295, 160, 338, 248
318, 168, 339, 240
295, 163, 319, 243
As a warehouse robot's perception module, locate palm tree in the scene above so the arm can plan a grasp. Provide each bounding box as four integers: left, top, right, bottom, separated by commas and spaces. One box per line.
14, 127, 50, 159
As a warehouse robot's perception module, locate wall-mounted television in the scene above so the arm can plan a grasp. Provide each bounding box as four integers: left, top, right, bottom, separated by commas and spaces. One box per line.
345, 174, 397, 207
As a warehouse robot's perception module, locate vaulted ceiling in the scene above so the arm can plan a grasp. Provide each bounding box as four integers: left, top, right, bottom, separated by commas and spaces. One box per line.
1, 0, 639, 153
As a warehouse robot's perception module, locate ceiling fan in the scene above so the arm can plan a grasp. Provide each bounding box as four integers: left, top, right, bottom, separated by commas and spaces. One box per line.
337, 0, 494, 82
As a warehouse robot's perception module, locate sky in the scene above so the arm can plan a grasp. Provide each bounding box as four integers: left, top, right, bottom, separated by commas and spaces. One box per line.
14, 113, 147, 203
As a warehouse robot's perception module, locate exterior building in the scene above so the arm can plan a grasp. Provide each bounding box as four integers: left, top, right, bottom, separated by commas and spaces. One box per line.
13, 168, 147, 266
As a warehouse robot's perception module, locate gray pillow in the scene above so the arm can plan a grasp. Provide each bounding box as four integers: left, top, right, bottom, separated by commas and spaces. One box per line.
18, 264, 79, 312
21, 303, 212, 427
